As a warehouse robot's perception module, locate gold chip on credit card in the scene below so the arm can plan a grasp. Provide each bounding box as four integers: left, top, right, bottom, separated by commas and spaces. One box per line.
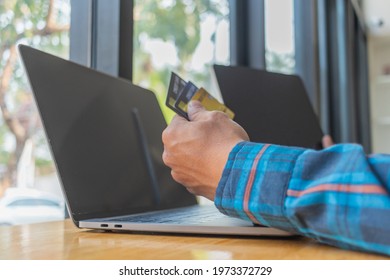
191, 88, 235, 119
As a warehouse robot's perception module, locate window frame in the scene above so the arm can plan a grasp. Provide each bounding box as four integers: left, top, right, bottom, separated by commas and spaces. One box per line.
70, 0, 133, 80
229, 0, 266, 69
69, 0, 371, 150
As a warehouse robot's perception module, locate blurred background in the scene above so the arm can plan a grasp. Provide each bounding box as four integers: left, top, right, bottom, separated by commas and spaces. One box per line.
0, 0, 389, 226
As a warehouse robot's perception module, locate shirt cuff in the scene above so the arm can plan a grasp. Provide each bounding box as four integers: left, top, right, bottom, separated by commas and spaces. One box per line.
214, 141, 304, 233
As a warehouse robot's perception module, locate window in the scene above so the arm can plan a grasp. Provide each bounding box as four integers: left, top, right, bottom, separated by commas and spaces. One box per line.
133, 0, 230, 122
264, 0, 295, 74
0, 0, 70, 225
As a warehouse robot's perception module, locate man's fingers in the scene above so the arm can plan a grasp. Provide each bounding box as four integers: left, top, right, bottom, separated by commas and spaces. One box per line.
322, 135, 334, 148
170, 114, 188, 126
188, 100, 206, 121
162, 114, 188, 145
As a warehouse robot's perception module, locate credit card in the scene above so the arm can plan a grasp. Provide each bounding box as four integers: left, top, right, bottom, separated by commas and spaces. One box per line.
166, 72, 188, 118
174, 81, 199, 120
165, 73, 235, 120
191, 87, 235, 119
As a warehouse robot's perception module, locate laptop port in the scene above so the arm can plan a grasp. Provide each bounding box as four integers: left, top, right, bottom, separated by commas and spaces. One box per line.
101, 224, 108, 227
114, 224, 122, 228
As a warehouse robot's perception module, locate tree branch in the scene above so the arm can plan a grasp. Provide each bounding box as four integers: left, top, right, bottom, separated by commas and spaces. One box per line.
43, 0, 70, 36
36, 24, 70, 36
0, 0, 69, 52
0, 45, 26, 142
47, 0, 56, 28
0, 46, 17, 97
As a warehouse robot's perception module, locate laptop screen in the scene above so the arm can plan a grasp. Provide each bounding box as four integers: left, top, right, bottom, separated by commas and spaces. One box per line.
19, 45, 197, 223
214, 65, 323, 149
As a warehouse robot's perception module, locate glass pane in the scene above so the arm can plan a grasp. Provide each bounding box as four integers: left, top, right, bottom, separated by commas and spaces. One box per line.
133, 0, 230, 122
0, 0, 70, 225
265, 0, 295, 74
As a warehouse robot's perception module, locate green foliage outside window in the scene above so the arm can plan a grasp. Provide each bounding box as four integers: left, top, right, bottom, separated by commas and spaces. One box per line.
133, 0, 229, 122
0, 0, 69, 194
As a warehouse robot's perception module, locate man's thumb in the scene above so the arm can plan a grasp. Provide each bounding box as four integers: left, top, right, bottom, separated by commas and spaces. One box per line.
188, 100, 206, 121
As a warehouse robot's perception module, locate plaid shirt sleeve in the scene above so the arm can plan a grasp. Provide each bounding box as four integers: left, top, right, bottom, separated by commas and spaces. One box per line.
214, 141, 390, 255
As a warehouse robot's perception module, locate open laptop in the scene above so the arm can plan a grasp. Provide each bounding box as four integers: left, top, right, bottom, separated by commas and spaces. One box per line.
213, 65, 323, 149
19, 45, 291, 236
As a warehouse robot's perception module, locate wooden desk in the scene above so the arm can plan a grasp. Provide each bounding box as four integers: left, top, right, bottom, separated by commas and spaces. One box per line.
0, 219, 387, 260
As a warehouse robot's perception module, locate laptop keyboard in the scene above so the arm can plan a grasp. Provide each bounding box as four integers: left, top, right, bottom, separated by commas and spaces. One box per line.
104, 206, 224, 225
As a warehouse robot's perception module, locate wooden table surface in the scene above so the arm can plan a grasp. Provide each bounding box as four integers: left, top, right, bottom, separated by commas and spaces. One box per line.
0, 219, 387, 260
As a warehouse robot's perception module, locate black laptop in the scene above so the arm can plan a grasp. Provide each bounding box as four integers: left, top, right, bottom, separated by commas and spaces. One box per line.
18, 45, 291, 236
213, 65, 323, 149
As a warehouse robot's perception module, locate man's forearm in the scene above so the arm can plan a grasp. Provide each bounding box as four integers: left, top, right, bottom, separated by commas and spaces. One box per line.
215, 142, 390, 255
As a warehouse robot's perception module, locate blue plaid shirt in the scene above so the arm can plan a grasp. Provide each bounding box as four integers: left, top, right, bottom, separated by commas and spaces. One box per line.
214, 142, 390, 256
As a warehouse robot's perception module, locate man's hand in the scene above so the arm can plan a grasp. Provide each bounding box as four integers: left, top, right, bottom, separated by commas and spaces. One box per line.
322, 135, 334, 148
162, 101, 249, 201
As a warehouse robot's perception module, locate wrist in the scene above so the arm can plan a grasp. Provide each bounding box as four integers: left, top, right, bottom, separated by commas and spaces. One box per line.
213, 139, 245, 186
